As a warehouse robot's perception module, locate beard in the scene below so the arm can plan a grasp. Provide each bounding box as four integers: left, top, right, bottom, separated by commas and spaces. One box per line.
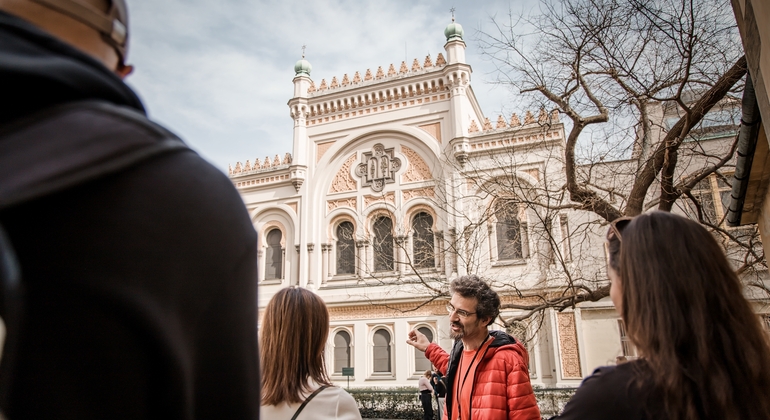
449, 321, 465, 339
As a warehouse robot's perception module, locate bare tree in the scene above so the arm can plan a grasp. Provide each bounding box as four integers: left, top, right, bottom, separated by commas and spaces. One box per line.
468, 0, 765, 323
328, 0, 766, 332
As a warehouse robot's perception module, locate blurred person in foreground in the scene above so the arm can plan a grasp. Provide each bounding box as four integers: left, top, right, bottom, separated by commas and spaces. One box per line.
0, 0, 260, 418
260, 287, 361, 420
554, 211, 770, 419
407, 275, 540, 420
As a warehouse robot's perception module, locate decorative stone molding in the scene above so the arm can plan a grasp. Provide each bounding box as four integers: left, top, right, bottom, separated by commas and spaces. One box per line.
316, 141, 335, 163
468, 130, 562, 153
355, 144, 402, 192
496, 115, 507, 128
234, 173, 290, 188
290, 165, 306, 192
229, 153, 292, 177
400, 145, 431, 183
418, 122, 442, 143
556, 312, 582, 379
287, 201, 298, 215
307, 243, 315, 252
261, 220, 288, 247
327, 197, 357, 213
327, 300, 447, 320
468, 120, 480, 134
402, 187, 436, 202
524, 110, 535, 124
329, 154, 358, 193
364, 192, 396, 208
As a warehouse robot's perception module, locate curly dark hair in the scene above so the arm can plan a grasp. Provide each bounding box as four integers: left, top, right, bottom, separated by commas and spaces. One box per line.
449, 275, 500, 326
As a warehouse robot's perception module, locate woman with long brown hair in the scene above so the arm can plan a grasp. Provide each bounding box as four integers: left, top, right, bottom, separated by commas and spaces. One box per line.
260, 287, 361, 419
555, 211, 770, 419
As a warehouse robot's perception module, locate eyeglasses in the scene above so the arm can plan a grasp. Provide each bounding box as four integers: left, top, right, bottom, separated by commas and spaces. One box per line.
606, 217, 633, 242
446, 303, 476, 318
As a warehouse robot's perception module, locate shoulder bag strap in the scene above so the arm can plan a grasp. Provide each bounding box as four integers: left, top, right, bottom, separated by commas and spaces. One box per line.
290, 385, 331, 420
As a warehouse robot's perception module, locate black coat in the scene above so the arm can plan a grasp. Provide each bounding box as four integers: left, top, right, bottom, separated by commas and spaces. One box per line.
0, 11, 260, 420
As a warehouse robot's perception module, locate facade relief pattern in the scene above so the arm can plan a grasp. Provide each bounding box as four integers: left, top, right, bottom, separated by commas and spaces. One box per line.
418, 122, 442, 144
329, 153, 358, 193
364, 192, 396, 208
523, 168, 541, 182
316, 141, 335, 163
402, 187, 436, 202
355, 144, 402, 192
400, 145, 432, 183
327, 197, 357, 213
556, 312, 582, 379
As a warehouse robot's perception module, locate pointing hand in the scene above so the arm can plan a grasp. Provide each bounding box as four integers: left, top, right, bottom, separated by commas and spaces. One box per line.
406, 329, 430, 352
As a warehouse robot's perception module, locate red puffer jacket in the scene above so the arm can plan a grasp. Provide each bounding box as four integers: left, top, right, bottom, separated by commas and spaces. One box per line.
425, 330, 540, 420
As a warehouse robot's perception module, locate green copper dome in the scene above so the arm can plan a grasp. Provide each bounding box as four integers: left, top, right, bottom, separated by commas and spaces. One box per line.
294, 58, 312, 76
444, 20, 464, 41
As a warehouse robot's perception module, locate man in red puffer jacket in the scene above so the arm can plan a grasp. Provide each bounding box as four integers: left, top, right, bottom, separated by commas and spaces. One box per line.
407, 275, 540, 420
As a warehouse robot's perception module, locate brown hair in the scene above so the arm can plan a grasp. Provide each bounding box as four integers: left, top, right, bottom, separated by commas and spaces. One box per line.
607, 211, 770, 419
450, 275, 500, 325
260, 287, 332, 405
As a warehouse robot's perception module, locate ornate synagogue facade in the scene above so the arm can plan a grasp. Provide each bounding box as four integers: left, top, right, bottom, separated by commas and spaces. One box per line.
228, 21, 699, 388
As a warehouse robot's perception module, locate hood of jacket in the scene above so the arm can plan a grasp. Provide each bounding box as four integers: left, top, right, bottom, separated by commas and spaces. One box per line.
0, 10, 144, 126
444, 330, 526, 420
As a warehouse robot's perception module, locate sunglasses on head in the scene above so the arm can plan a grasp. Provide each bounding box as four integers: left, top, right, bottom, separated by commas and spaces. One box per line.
606, 216, 633, 242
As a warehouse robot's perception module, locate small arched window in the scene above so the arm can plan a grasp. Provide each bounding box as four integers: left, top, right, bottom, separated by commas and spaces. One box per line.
412, 212, 434, 268
496, 201, 523, 260
336, 221, 356, 275
373, 329, 392, 373
373, 216, 394, 272
265, 229, 283, 279
414, 326, 434, 372
333, 330, 352, 374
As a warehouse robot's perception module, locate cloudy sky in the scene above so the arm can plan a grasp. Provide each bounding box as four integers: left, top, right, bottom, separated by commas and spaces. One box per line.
125, 0, 539, 172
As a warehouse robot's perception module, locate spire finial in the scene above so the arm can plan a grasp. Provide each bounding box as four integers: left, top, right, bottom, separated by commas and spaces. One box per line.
450, 7, 455, 22
301, 45, 306, 59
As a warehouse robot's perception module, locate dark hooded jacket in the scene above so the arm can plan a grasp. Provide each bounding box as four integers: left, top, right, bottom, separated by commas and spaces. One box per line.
425, 330, 541, 420
0, 11, 259, 420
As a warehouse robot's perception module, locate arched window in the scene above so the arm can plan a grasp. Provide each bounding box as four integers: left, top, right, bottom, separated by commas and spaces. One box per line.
412, 212, 434, 268
414, 326, 434, 373
333, 330, 352, 374
373, 329, 391, 373
336, 221, 356, 275
496, 201, 523, 260
265, 229, 283, 279
373, 216, 394, 272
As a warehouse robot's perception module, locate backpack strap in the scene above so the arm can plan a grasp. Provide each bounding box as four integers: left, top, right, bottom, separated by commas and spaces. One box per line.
0, 100, 191, 410
290, 385, 331, 420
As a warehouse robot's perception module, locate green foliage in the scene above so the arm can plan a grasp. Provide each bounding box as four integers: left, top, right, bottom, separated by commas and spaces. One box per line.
348, 386, 576, 419
534, 387, 577, 418
348, 387, 424, 419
